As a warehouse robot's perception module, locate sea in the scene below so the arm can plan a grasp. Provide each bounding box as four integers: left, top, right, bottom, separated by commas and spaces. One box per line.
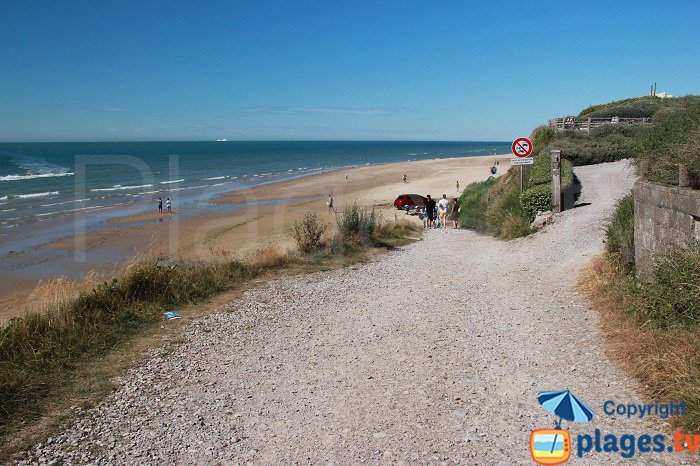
0, 141, 509, 249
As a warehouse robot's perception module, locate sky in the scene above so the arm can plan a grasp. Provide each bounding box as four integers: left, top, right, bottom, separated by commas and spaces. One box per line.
1, 0, 699, 142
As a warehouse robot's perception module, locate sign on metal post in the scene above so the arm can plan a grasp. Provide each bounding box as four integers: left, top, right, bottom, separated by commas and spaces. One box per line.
512, 137, 533, 158
511, 137, 534, 194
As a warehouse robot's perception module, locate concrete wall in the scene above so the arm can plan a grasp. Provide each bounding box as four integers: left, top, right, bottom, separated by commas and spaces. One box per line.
634, 180, 700, 280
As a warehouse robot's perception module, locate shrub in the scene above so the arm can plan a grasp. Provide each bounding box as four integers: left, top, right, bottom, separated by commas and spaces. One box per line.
335, 202, 377, 245
372, 220, 421, 248
679, 126, 700, 188
520, 183, 551, 220
458, 171, 531, 239
458, 177, 495, 230
530, 125, 555, 152
578, 96, 673, 119
539, 138, 639, 166
605, 194, 635, 267
526, 154, 574, 189
290, 212, 327, 253
641, 241, 700, 326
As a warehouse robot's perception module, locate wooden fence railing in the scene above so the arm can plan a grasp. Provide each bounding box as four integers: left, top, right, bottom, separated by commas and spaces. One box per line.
548, 116, 652, 132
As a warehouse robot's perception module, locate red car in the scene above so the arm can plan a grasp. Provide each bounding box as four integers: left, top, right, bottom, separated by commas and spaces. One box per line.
393, 194, 428, 210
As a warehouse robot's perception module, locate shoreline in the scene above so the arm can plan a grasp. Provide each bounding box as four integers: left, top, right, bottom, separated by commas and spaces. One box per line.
0, 153, 511, 322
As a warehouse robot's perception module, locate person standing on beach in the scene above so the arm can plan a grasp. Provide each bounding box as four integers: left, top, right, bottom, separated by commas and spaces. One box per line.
327, 194, 334, 212
425, 195, 436, 228
438, 194, 449, 229
166, 197, 172, 213
402, 174, 407, 183
456, 181, 460, 193
451, 197, 460, 229
158, 197, 163, 213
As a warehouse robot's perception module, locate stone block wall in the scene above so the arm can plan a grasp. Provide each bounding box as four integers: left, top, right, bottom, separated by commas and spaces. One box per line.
634, 180, 700, 280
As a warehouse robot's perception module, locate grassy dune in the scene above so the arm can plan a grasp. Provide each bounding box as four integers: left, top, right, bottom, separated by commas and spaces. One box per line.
0, 209, 420, 456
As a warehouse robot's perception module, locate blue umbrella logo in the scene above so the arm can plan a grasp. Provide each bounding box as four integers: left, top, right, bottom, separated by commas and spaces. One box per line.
532, 390, 593, 462
537, 390, 594, 428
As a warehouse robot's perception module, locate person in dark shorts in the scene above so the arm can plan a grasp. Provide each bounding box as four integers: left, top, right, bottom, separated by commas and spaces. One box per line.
451, 197, 460, 228
158, 197, 163, 213
425, 195, 436, 228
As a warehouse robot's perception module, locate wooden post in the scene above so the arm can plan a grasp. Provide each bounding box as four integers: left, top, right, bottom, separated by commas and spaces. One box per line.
551, 150, 562, 213
587, 117, 591, 133
679, 164, 690, 188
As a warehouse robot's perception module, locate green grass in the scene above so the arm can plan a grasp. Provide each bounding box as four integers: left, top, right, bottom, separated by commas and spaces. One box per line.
335, 201, 378, 246
459, 171, 531, 239
578, 95, 676, 119
605, 194, 635, 268
0, 214, 420, 446
641, 241, 700, 326
639, 97, 700, 188
536, 126, 646, 166
458, 177, 496, 231
582, 252, 700, 433
0, 255, 290, 439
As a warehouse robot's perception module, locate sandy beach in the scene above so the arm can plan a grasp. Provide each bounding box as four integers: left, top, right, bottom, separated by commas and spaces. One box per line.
0, 154, 510, 322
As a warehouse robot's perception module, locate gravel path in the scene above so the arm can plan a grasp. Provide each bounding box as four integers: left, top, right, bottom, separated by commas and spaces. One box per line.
20, 160, 689, 464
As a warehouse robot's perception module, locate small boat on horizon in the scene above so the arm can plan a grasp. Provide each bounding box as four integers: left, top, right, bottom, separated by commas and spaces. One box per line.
216, 138, 228, 142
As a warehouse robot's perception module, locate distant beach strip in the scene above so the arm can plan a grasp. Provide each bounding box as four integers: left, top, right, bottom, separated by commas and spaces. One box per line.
0, 141, 509, 231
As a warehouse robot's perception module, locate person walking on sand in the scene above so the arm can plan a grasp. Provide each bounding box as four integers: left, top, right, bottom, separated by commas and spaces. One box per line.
451, 197, 460, 229
438, 194, 449, 229
158, 196, 163, 213
327, 194, 334, 212
425, 195, 436, 228
166, 197, 172, 213
456, 181, 460, 193
402, 174, 407, 183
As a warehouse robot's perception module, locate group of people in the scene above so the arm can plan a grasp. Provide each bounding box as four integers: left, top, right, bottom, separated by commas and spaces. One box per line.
422, 194, 460, 229
157, 196, 172, 214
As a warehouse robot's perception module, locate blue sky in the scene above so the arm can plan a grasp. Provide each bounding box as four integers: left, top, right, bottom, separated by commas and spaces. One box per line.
1, 0, 699, 142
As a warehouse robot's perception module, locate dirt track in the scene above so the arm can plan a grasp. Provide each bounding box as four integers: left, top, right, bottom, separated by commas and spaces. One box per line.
22, 160, 691, 465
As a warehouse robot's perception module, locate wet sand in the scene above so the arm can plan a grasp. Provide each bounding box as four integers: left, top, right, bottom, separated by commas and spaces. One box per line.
0, 154, 510, 322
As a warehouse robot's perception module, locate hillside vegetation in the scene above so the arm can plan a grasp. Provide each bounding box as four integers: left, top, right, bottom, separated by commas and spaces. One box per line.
459, 94, 700, 239
578, 95, 700, 432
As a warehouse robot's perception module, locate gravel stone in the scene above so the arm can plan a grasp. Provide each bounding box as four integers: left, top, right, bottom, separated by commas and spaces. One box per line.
16, 161, 690, 464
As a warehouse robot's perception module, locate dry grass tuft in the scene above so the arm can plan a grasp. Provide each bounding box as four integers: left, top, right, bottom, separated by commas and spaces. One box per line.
579, 256, 700, 431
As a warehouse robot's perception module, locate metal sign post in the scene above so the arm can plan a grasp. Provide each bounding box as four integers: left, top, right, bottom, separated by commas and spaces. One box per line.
511, 137, 534, 195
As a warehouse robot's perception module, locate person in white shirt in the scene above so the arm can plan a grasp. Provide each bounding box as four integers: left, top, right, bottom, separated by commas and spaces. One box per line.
437, 194, 449, 229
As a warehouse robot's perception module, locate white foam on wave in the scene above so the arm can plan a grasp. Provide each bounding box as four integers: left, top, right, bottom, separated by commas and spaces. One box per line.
35, 202, 126, 217
159, 179, 184, 185
40, 198, 89, 208
5, 191, 60, 200
167, 184, 209, 192
203, 176, 227, 180
0, 172, 74, 181
0, 208, 16, 213
90, 184, 153, 192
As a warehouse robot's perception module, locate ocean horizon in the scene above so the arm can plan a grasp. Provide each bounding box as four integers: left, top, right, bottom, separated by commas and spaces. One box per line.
0, 140, 510, 234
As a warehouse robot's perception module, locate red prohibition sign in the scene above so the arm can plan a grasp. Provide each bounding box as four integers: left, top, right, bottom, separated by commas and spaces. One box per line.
512, 137, 533, 158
